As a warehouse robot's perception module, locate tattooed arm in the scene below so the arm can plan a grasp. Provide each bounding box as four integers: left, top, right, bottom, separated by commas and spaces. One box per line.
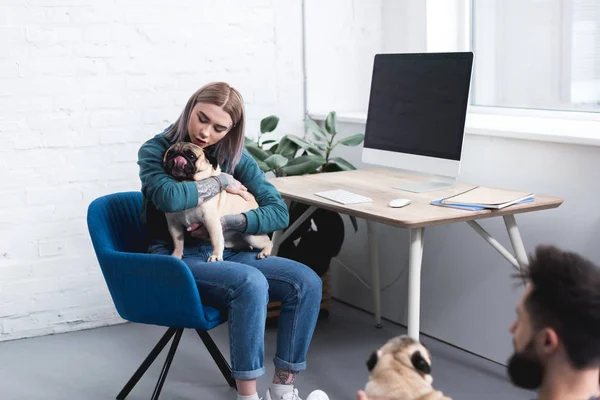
221, 213, 248, 232
197, 173, 252, 205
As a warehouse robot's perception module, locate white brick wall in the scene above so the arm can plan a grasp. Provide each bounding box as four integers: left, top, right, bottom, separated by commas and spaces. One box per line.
0, 0, 304, 341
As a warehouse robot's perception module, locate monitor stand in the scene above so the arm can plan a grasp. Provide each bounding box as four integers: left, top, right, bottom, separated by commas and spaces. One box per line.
393, 175, 456, 193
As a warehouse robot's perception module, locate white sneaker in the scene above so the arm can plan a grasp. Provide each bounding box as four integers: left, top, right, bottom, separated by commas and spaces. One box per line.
265, 388, 329, 400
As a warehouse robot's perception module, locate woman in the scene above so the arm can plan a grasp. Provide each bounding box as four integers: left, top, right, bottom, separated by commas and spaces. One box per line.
137, 82, 328, 400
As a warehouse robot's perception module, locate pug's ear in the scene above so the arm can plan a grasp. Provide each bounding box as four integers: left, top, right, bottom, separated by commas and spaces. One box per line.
205, 152, 219, 170
410, 351, 431, 375
366, 351, 378, 372
163, 149, 171, 166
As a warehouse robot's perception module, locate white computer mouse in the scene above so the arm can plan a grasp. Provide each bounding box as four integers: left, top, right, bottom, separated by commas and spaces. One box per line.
388, 198, 411, 208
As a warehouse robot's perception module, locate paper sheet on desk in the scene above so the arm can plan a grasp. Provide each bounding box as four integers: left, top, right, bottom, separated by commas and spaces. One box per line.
441, 186, 535, 207
430, 197, 535, 211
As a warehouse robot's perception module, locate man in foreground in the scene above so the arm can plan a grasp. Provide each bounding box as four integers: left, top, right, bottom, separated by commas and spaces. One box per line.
357, 245, 600, 400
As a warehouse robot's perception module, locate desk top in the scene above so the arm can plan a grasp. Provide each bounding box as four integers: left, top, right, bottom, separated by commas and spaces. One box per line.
269, 168, 563, 229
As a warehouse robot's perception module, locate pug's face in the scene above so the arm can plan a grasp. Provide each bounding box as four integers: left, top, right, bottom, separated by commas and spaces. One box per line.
162, 142, 217, 181
367, 335, 433, 384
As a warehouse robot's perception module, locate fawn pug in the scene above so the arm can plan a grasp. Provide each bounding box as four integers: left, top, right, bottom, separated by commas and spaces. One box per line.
364, 335, 452, 400
162, 142, 273, 262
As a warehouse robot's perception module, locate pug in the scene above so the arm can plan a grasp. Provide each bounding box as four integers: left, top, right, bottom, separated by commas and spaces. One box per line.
162, 142, 273, 262
364, 335, 452, 400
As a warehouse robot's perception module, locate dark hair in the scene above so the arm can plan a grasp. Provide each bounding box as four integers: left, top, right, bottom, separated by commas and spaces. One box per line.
518, 245, 600, 369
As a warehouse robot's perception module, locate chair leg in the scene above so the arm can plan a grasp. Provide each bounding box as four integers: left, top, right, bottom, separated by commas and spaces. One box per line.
196, 329, 237, 390
151, 328, 184, 400
116, 327, 177, 400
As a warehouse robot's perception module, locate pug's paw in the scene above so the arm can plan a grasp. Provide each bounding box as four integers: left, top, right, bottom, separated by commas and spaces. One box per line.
171, 251, 183, 259
256, 250, 270, 259
207, 254, 223, 262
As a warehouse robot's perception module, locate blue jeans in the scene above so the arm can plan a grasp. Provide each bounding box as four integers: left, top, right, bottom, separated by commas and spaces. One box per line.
148, 240, 323, 380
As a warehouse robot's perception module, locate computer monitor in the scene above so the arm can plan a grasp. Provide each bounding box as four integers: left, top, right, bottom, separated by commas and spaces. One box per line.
362, 52, 474, 193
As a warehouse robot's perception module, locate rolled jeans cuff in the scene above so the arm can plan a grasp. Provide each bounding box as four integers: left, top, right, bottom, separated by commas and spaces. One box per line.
273, 355, 307, 372
231, 366, 265, 380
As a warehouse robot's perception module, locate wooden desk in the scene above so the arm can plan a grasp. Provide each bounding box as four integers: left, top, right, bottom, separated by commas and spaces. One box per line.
269, 168, 563, 338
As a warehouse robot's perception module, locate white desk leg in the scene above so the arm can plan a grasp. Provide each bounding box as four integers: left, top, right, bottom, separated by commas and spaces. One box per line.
408, 227, 425, 339
367, 220, 382, 328
503, 215, 529, 269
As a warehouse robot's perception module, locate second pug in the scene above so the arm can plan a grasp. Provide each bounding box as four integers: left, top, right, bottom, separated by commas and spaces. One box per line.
364, 335, 452, 400
162, 142, 273, 262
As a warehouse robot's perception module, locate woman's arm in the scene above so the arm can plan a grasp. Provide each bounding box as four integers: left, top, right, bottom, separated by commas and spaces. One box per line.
137, 135, 247, 213
232, 150, 290, 235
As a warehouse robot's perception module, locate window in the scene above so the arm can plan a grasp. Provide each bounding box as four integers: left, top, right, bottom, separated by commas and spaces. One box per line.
471, 0, 600, 113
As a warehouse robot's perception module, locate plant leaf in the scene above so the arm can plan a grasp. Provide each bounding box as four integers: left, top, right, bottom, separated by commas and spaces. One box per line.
325, 111, 337, 135
311, 132, 326, 143
256, 160, 270, 172
275, 136, 299, 158
283, 134, 322, 156
304, 118, 328, 141
337, 133, 364, 147
280, 155, 325, 176
260, 115, 279, 133
261, 139, 277, 145
264, 154, 289, 169
286, 154, 325, 167
349, 216, 358, 232
246, 145, 271, 162
329, 157, 356, 171
315, 142, 327, 151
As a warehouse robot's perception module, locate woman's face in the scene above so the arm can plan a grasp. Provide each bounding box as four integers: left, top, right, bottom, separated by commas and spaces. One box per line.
187, 102, 233, 148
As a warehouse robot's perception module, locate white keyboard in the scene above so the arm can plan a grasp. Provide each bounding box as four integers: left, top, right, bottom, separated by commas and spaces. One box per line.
314, 189, 372, 205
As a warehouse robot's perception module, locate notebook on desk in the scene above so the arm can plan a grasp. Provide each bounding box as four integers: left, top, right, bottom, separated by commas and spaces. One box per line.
432, 186, 535, 210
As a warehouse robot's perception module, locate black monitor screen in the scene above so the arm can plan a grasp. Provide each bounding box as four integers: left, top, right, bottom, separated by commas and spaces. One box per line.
364, 52, 473, 161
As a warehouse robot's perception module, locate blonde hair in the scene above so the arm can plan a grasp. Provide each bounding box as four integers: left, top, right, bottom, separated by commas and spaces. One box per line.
165, 82, 245, 173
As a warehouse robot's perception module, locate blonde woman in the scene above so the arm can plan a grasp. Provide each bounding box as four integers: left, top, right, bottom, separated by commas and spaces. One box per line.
137, 82, 328, 400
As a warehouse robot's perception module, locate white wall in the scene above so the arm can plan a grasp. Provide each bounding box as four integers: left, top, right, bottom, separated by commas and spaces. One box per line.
0, 0, 304, 341
327, 119, 600, 364
304, 0, 383, 115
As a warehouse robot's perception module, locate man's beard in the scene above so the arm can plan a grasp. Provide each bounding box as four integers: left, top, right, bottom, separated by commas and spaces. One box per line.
507, 340, 544, 390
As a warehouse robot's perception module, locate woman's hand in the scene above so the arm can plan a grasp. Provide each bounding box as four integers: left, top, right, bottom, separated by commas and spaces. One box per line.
219, 173, 251, 201
356, 390, 368, 400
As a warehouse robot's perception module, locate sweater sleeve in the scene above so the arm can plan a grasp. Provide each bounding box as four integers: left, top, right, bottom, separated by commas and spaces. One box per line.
137, 136, 199, 213
235, 151, 290, 235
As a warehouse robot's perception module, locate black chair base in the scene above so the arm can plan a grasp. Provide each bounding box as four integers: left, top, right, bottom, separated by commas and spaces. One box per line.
116, 327, 236, 400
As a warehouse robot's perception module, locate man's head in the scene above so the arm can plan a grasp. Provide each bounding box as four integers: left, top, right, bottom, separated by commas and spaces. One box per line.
508, 245, 600, 389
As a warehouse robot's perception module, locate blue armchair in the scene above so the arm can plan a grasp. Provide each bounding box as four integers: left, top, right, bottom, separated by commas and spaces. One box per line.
87, 191, 236, 399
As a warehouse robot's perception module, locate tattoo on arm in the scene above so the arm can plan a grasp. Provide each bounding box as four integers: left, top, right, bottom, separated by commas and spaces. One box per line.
222, 214, 248, 232
195, 177, 223, 205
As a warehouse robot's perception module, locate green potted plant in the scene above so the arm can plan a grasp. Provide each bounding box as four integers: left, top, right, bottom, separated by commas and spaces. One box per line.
245, 111, 364, 180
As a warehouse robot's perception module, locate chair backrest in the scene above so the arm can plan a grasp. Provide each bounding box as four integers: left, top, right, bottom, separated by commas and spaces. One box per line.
87, 191, 148, 255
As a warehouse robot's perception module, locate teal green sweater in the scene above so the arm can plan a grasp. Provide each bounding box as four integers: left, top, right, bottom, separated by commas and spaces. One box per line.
137, 130, 289, 242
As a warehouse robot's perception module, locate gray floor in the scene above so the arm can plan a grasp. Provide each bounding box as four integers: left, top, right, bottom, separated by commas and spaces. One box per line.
0, 301, 533, 400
